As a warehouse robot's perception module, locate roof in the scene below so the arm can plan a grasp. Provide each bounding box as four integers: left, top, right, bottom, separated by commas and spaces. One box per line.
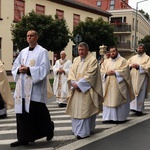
50, 0, 112, 17
74, 0, 96, 7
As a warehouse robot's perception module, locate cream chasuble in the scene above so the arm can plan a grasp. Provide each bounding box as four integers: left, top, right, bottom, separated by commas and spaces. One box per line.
128, 53, 150, 97
66, 52, 103, 119
0, 61, 14, 109
101, 55, 134, 107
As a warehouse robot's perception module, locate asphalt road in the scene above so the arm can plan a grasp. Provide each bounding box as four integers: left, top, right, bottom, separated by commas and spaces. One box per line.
4, 75, 150, 150
77, 118, 150, 150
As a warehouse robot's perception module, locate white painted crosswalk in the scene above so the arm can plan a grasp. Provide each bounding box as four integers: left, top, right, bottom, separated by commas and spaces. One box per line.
0, 100, 150, 149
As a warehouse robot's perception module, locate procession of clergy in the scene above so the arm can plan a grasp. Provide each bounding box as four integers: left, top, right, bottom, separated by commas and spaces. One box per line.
52, 42, 150, 140
0, 40, 150, 144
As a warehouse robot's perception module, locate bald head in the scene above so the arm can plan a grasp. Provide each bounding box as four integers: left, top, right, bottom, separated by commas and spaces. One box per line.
60, 51, 66, 60
60, 51, 66, 55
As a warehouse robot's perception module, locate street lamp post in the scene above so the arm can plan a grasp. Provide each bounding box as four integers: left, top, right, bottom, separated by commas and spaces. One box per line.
134, 0, 148, 51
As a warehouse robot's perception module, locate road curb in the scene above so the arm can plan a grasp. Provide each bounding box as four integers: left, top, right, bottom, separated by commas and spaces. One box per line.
57, 113, 150, 150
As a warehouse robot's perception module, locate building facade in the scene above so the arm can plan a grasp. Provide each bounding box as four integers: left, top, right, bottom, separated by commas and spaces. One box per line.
76, 0, 150, 58
0, 0, 111, 71
109, 9, 150, 58
76, 0, 131, 10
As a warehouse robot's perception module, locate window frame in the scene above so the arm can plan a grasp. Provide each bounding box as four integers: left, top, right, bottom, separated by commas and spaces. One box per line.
14, 0, 25, 22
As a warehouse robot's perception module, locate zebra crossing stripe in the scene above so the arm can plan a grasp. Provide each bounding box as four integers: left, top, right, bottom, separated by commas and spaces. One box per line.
0, 135, 75, 145
0, 100, 149, 149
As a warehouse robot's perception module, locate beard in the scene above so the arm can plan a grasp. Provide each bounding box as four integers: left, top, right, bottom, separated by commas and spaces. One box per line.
137, 51, 144, 55
111, 54, 118, 59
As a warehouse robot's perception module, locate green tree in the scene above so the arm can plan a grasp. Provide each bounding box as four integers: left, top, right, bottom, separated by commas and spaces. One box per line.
139, 9, 150, 21
138, 35, 150, 56
72, 17, 115, 57
11, 11, 71, 51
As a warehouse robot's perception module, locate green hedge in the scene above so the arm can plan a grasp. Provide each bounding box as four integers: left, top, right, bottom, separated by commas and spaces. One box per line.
9, 82, 16, 90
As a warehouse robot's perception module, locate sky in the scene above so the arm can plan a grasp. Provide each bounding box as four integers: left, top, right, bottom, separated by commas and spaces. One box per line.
128, 0, 150, 14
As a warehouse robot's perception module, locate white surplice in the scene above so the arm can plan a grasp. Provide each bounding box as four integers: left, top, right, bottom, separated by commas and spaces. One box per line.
12, 45, 50, 113
53, 59, 72, 104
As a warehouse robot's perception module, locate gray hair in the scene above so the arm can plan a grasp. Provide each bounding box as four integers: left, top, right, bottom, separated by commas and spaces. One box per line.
138, 43, 145, 49
78, 42, 89, 50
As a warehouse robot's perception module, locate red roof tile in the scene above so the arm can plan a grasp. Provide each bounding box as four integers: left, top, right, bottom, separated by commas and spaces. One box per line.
74, 0, 96, 7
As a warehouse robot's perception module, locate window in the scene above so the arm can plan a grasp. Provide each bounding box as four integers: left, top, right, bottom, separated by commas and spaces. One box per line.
136, 36, 138, 47
136, 20, 138, 32
123, 17, 126, 23
132, 18, 134, 30
110, 6, 114, 10
36, 4, 45, 15
0, 38, 1, 59
132, 35, 134, 48
0, 0, 1, 18
97, 1, 101, 7
110, 0, 115, 5
14, 0, 25, 22
73, 14, 80, 27
56, 9, 64, 19
110, 0, 115, 10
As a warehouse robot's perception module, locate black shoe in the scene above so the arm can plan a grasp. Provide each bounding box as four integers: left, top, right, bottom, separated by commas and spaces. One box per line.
90, 131, 95, 134
58, 103, 67, 107
46, 132, 54, 141
10, 141, 28, 147
130, 109, 136, 112
76, 135, 84, 140
0, 114, 7, 119
30, 140, 35, 143
136, 111, 143, 116
115, 120, 126, 124
102, 120, 114, 124
76, 135, 89, 140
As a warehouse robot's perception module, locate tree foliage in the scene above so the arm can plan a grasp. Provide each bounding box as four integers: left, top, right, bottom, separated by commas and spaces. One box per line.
139, 9, 150, 21
11, 11, 71, 51
138, 35, 150, 56
72, 17, 115, 56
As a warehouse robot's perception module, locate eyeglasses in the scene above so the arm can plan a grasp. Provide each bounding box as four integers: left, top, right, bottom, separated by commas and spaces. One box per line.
27, 34, 36, 37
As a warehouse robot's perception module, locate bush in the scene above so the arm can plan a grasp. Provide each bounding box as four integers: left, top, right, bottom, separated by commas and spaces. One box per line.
9, 82, 16, 91
9, 79, 54, 91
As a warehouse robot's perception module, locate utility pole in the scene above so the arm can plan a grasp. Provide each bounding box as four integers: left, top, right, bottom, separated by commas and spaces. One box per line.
134, 0, 148, 51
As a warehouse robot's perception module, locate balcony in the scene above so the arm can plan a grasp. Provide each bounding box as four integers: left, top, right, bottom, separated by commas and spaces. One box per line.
117, 41, 131, 49
111, 23, 131, 32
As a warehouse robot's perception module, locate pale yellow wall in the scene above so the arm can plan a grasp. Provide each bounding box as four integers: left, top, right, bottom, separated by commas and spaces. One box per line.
0, 0, 109, 70
0, 0, 14, 69
25, 0, 109, 62
109, 9, 150, 50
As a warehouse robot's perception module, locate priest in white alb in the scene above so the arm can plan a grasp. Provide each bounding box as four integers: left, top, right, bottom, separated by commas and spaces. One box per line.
11, 30, 54, 147
128, 43, 150, 116
53, 51, 72, 107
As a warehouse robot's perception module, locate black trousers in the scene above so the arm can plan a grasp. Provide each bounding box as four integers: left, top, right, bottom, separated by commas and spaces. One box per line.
0, 93, 6, 117
0, 93, 5, 109
16, 100, 54, 142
